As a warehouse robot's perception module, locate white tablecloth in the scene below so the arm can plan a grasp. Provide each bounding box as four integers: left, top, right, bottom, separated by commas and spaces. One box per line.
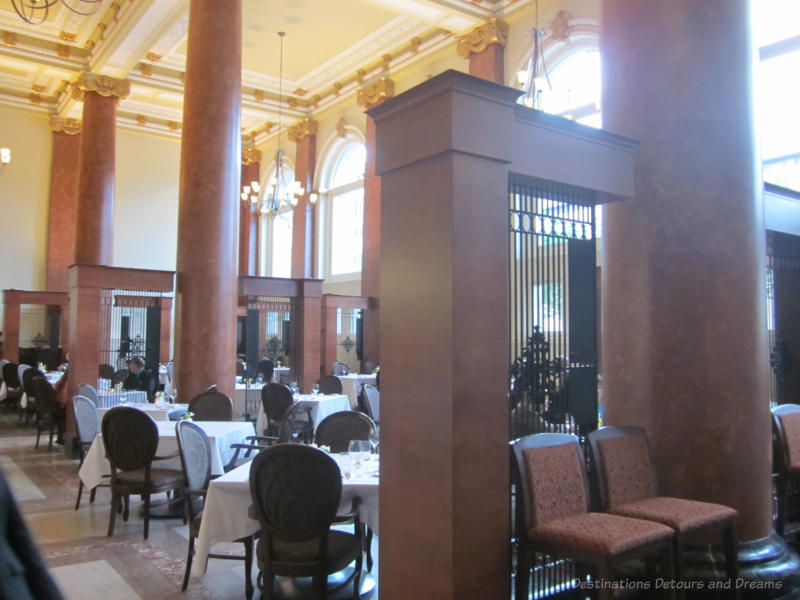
337, 374, 378, 409
93, 389, 148, 408
19, 372, 65, 408
78, 420, 256, 491
254, 394, 351, 435
193, 454, 378, 575
233, 382, 266, 417
97, 403, 188, 423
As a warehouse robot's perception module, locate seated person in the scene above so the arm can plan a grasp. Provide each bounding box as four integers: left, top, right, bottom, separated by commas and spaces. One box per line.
122, 356, 150, 392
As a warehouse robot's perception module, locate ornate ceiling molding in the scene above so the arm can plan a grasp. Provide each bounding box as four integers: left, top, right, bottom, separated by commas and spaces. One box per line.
456, 17, 508, 59
288, 118, 318, 143
50, 115, 82, 134
356, 76, 394, 109
72, 70, 130, 100
242, 146, 261, 166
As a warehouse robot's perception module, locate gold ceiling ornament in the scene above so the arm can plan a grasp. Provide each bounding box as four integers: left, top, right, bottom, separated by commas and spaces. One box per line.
242, 146, 261, 166
50, 116, 83, 135
140, 63, 151, 77
84, 39, 95, 51
265, 121, 275, 133
356, 69, 366, 84
57, 44, 70, 58
549, 10, 573, 41
168, 121, 179, 132
335, 118, 348, 138
293, 87, 308, 97
333, 81, 343, 96
110, 1, 122, 21
440, 28, 453, 38
96, 22, 107, 41
311, 94, 320, 109
381, 54, 391, 71
456, 17, 509, 59
3, 31, 18, 47
356, 76, 394, 109
254, 89, 264, 102
288, 118, 318, 143
59, 31, 76, 43
73, 71, 131, 100
179, 72, 185, 84
136, 114, 146, 126
32, 83, 46, 93
145, 52, 161, 62
288, 97, 298, 110
410, 37, 420, 55
29, 93, 41, 105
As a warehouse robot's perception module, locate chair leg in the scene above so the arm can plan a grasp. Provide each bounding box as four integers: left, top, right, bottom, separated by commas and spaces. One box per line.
107, 494, 118, 537
48, 425, 54, 451
776, 477, 788, 536
182, 535, 195, 591
596, 560, 613, 600
365, 526, 374, 573
90, 487, 97, 503
722, 520, 740, 600
143, 494, 151, 540
319, 573, 329, 600
352, 545, 363, 600
35, 426, 41, 449
122, 495, 130, 521
244, 535, 254, 600
75, 480, 84, 511
516, 544, 530, 600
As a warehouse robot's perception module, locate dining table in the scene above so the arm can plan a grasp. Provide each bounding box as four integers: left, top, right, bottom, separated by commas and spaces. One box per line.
254, 393, 351, 435
78, 420, 256, 491
193, 451, 379, 576
97, 402, 188, 423
337, 374, 378, 409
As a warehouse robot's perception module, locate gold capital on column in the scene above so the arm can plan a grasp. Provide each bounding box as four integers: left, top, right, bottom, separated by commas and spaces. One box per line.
73, 71, 131, 101
242, 147, 261, 166
456, 17, 508, 59
50, 116, 82, 135
357, 77, 394, 109
288, 118, 318, 143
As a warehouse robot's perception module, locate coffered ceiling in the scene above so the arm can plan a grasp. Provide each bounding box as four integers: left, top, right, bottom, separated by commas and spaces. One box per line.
0, 0, 529, 141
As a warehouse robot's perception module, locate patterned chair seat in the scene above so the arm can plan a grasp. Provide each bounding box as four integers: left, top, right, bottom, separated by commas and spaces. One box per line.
609, 496, 737, 533
114, 468, 184, 488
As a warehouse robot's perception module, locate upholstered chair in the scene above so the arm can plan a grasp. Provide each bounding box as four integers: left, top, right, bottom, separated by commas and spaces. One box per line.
73, 395, 102, 510
317, 375, 343, 395
187, 389, 234, 421
772, 404, 800, 536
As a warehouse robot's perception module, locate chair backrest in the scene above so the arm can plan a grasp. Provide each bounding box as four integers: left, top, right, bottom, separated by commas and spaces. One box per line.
256, 359, 274, 382
32, 377, 55, 415
176, 420, 212, 523
166, 361, 174, 381
76, 383, 99, 403
331, 362, 350, 376
363, 384, 380, 422
315, 411, 376, 453
236, 360, 245, 376
317, 375, 343, 395
261, 383, 294, 423
0, 359, 7, 383
73, 395, 99, 445
2, 363, 19, 388
188, 390, 233, 421
249, 444, 342, 543
98, 363, 115, 380
101, 407, 158, 472
510, 433, 590, 531
587, 425, 656, 510
276, 401, 313, 442
17, 364, 31, 389
772, 404, 800, 475
364, 361, 378, 374
22, 367, 44, 397
112, 369, 128, 386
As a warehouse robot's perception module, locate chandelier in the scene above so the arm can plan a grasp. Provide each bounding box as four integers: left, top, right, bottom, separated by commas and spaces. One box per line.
0, 147, 10, 174
517, 0, 550, 110
263, 31, 305, 214
10, 0, 104, 24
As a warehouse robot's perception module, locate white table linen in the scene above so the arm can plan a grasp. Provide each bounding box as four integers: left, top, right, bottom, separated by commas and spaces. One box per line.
337, 374, 378, 409
233, 382, 266, 417
78, 420, 255, 491
254, 393, 350, 435
97, 403, 188, 423
193, 455, 378, 576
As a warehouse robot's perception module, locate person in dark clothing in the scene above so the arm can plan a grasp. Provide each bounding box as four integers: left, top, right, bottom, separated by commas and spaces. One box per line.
123, 356, 149, 392
0, 467, 64, 600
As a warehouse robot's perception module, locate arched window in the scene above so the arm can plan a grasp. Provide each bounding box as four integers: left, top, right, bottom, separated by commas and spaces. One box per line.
318, 137, 366, 279
259, 155, 296, 278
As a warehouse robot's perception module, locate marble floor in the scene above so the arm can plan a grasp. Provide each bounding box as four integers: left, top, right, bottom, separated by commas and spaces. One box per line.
0, 410, 378, 600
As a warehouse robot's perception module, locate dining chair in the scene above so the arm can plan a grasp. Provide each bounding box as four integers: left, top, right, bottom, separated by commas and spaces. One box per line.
1, 362, 21, 409
188, 389, 234, 421
256, 358, 274, 383
249, 444, 363, 600
361, 385, 379, 424
20, 365, 42, 425
363, 361, 378, 375
76, 383, 99, 404
236, 360, 246, 376
331, 362, 351, 376
73, 395, 103, 510
102, 406, 183, 539
175, 420, 254, 598
261, 383, 312, 439
511, 433, 676, 600
317, 375, 343, 395
32, 376, 57, 450
587, 426, 739, 592
98, 363, 115, 381
772, 404, 800, 536
314, 411, 376, 454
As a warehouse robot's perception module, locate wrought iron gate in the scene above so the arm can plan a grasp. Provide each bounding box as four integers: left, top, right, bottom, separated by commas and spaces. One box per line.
98, 289, 164, 372
508, 173, 599, 599
243, 295, 298, 384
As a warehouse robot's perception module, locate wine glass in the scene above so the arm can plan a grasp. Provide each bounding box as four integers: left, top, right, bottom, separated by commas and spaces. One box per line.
348, 440, 370, 475
338, 452, 352, 479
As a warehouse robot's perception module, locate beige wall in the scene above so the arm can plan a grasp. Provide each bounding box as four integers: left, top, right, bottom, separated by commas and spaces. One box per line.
0, 107, 51, 327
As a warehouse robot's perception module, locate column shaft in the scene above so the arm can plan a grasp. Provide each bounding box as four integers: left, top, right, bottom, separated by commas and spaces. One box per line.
291, 134, 316, 279
362, 116, 381, 364
47, 131, 81, 291
469, 43, 505, 84
239, 161, 259, 277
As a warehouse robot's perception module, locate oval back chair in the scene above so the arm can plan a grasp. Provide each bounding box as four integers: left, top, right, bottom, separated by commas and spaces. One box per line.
314, 411, 376, 454
261, 383, 294, 435
188, 390, 234, 421
32, 376, 57, 450
76, 383, 99, 404
331, 362, 351, 376
317, 375, 343, 395
73, 395, 101, 510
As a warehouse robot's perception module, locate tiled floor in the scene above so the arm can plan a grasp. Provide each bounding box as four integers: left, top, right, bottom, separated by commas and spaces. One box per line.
0, 410, 378, 600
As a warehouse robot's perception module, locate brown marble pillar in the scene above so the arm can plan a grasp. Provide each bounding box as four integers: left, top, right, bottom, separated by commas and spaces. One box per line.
73, 72, 129, 266
369, 71, 518, 599
159, 297, 172, 363
457, 18, 507, 85
174, 0, 241, 402
290, 120, 317, 279
362, 116, 381, 366
297, 280, 322, 393
239, 160, 259, 277
47, 118, 81, 292
601, 0, 769, 543
2, 292, 20, 362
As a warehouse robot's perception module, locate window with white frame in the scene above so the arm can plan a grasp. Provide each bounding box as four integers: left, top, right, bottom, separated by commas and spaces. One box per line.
259, 158, 296, 278
320, 139, 366, 278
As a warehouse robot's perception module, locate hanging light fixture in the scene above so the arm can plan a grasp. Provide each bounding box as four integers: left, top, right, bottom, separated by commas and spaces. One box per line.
263, 31, 305, 214
241, 180, 260, 204
518, 0, 550, 110
10, 0, 104, 24
0, 147, 11, 175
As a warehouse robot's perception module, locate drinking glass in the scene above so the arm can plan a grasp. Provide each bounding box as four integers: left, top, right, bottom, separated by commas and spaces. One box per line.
312, 384, 320, 395
348, 440, 370, 475
291, 381, 299, 395
338, 453, 352, 479
256, 374, 263, 384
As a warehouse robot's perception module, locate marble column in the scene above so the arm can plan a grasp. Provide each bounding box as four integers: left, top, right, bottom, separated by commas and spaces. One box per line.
457, 18, 508, 85
73, 72, 129, 266
361, 116, 381, 366
46, 118, 81, 292
239, 157, 260, 277
602, 0, 798, 586
290, 119, 317, 279
174, 0, 241, 402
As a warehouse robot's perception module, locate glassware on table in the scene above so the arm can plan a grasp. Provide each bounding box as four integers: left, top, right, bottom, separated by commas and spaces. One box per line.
338, 453, 352, 479
312, 383, 319, 395
291, 381, 299, 395
348, 440, 370, 476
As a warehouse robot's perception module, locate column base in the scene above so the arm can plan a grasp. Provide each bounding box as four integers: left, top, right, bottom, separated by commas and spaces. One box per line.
682, 534, 800, 599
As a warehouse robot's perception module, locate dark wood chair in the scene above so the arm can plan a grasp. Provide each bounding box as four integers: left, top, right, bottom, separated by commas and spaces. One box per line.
1, 361, 22, 408
261, 383, 312, 440
236, 360, 246, 376
587, 426, 739, 594
188, 390, 233, 421
98, 363, 115, 381
772, 404, 800, 537
363, 361, 378, 375
511, 433, 677, 600
176, 420, 254, 598
361, 385, 379, 424
21, 366, 43, 425
314, 411, 376, 454
249, 444, 363, 600
102, 406, 183, 539
73, 394, 102, 510
256, 358, 274, 383
317, 375, 343, 395
331, 362, 351, 376
32, 376, 57, 450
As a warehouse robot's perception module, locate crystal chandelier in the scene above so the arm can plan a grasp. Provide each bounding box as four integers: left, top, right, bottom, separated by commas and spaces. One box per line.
10, 0, 104, 24
517, 0, 550, 110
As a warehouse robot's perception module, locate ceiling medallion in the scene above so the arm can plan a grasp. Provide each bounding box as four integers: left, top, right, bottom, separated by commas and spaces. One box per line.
10, 0, 105, 25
